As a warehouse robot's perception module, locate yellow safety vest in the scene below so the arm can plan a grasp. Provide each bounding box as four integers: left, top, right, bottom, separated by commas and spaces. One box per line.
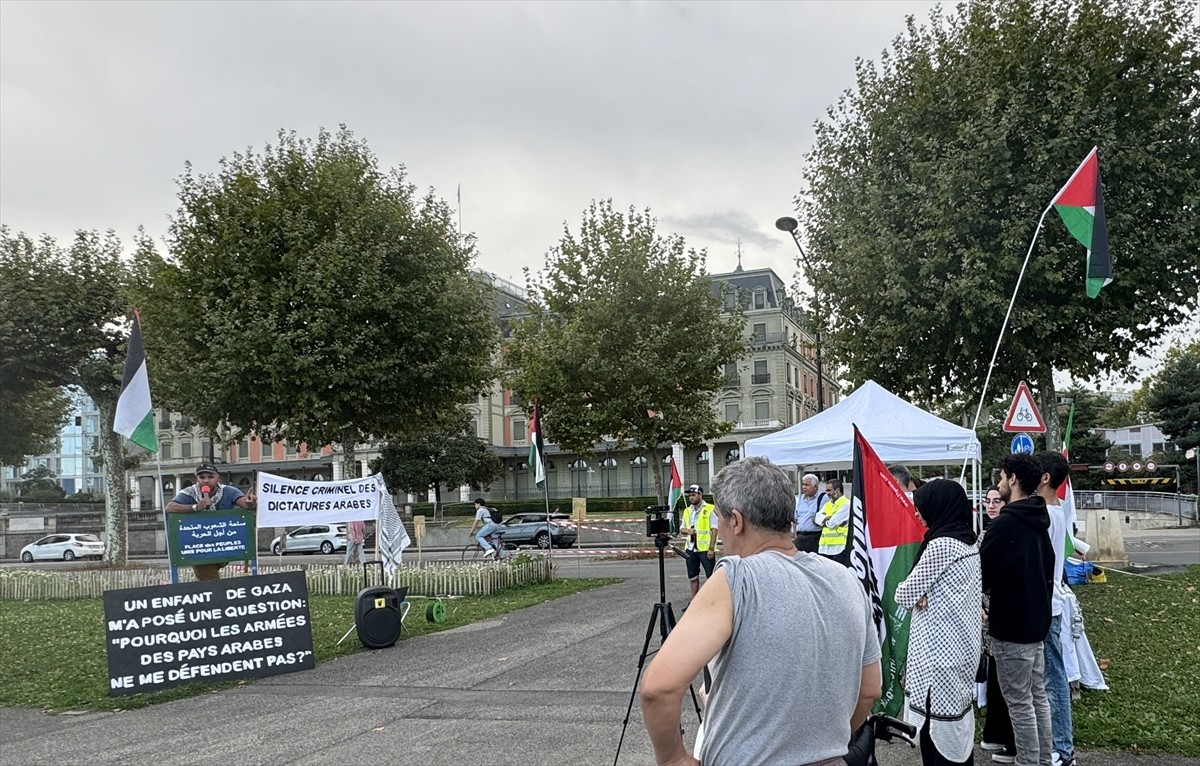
818, 496, 850, 550
690, 503, 716, 551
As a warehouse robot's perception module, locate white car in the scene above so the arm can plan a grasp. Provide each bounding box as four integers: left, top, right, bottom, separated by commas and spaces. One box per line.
20, 533, 105, 562
269, 524, 348, 555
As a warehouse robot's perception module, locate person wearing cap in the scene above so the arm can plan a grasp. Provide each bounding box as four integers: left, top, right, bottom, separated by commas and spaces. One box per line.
166, 463, 257, 581
678, 484, 719, 598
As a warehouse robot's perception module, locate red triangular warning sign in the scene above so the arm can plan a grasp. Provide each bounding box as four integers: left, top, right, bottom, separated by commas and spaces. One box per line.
1003, 381, 1047, 433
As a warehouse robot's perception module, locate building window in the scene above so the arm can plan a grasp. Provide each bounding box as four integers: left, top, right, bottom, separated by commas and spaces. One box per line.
513, 419, 526, 443
752, 322, 766, 342
754, 400, 770, 421
161, 442, 172, 460
752, 359, 770, 385
238, 441, 249, 459
180, 440, 192, 459
724, 403, 739, 423
725, 448, 740, 464
201, 439, 212, 459
696, 450, 709, 464
754, 289, 766, 309
723, 362, 739, 387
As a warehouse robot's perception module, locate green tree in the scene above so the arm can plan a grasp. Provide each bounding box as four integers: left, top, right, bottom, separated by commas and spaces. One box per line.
0, 382, 70, 466
135, 127, 497, 478
1096, 379, 1152, 428
504, 200, 746, 501
19, 466, 62, 496
798, 0, 1199, 430
0, 228, 135, 558
369, 424, 503, 515
1148, 340, 1200, 455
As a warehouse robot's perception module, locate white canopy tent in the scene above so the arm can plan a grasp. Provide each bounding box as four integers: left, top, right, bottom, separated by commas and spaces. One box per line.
744, 381, 982, 483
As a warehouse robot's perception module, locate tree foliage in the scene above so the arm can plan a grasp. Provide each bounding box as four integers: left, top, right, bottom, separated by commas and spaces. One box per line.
0, 382, 70, 466
799, 0, 1199, 408
504, 200, 746, 500
1096, 379, 1152, 428
0, 228, 136, 559
134, 127, 497, 475
369, 423, 503, 509
1148, 340, 1200, 454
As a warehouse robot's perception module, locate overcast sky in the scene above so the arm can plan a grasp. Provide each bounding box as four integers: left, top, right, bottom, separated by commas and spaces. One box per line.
3, 0, 1191, 387
0, 0, 941, 289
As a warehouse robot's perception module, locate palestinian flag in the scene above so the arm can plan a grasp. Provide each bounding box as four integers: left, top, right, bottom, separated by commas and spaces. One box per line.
528, 400, 545, 489
113, 310, 158, 453
667, 456, 683, 510
1052, 147, 1112, 298
849, 426, 925, 716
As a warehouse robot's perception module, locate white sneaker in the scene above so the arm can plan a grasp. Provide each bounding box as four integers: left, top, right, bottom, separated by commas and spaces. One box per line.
991, 748, 1016, 764
981, 742, 1005, 752
483, 549, 496, 560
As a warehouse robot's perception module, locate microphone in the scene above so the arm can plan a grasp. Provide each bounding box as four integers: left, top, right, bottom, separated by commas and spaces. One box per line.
200, 484, 213, 500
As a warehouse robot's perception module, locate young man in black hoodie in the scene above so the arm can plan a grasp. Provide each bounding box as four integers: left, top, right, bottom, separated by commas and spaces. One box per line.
979, 453, 1054, 766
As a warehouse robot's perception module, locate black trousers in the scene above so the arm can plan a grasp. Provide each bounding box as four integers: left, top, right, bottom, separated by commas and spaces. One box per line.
981, 652, 1015, 748
794, 531, 821, 553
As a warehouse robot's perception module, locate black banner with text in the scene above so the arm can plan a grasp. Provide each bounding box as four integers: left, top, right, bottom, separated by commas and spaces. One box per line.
102, 570, 314, 697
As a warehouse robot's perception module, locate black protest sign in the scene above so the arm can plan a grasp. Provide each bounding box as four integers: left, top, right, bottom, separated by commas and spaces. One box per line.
103, 570, 314, 697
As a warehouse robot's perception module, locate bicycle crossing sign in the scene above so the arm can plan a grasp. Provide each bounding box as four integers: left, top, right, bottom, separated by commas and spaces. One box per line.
1002, 381, 1047, 433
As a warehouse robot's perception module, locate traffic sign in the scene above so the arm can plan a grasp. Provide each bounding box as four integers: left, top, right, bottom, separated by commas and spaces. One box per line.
1132, 461, 1143, 472
1010, 434, 1035, 455
1104, 461, 1115, 472
1146, 460, 1157, 471
1002, 381, 1047, 433
1118, 461, 1129, 472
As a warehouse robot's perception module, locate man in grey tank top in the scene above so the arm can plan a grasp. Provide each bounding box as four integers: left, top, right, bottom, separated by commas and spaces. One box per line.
640, 456, 882, 766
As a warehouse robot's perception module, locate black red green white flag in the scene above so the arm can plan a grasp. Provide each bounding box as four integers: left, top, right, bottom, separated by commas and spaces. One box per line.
113, 310, 158, 453
1052, 147, 1112, 298
528, 400, 545, 489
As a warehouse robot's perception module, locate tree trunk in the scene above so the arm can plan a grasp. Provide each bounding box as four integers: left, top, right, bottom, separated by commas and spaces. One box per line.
434, 484, 442, 520
649, 445, 665, 504
97, 398, 129, 566
1036, 373, 1061, 452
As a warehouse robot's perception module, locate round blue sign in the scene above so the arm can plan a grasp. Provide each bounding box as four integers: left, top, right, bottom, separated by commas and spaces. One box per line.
1010, 433, 1035, 455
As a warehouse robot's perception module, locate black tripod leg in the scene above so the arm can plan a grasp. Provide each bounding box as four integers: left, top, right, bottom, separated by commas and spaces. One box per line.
664, 602, 704, 722
613, 603, 664, 766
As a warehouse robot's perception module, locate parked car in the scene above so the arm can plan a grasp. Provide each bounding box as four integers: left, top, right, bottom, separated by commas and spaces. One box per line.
499, 513, 577, 549
20, 533, 105, 562
270, 524, 348, 555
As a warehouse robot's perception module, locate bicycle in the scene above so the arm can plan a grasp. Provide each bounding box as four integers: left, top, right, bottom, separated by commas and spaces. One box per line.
844, 713, 916, 766
462, 530, 517, 563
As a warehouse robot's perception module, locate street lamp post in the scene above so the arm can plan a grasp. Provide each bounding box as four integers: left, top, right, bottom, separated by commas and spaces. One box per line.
775, 216, 825, 413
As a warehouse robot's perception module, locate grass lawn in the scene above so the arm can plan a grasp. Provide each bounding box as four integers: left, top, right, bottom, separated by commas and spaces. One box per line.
1070, 565, 1199, 756
0, 577, 617, 713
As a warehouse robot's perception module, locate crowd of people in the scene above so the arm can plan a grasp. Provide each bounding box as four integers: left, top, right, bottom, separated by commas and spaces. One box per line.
642, 451, 1103, 766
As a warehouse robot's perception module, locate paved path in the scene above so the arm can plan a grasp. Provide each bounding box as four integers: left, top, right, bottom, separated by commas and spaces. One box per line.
2, 552, 1197, 765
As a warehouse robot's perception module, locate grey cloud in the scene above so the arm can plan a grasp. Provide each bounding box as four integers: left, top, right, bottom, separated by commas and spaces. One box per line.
661, 210, 782, 253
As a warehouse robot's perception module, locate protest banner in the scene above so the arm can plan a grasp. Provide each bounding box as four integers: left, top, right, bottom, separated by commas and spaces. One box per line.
256, 472, 382, 526
103, 570, 314, 696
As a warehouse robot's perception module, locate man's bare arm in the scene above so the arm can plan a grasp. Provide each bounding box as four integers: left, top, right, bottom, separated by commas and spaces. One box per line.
851, 661, 883, 731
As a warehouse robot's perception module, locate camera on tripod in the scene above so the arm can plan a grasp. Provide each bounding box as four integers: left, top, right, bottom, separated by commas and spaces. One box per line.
645, 505, 672, 537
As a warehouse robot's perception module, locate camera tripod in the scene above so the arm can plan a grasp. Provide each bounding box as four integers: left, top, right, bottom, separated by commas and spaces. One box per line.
613, 532, 703, 766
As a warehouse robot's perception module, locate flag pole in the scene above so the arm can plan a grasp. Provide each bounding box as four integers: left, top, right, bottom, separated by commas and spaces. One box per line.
970, 202, 1055, 436
156, 454, 178, 583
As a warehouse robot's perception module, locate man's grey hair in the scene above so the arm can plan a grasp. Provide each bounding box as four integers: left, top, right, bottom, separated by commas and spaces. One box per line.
801, 473, 819, 486
887, 464, 915, 488
711, 456, 794, 533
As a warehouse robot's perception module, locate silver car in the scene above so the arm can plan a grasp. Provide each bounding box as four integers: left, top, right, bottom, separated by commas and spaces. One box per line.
20, 533, 105, 562
270, 524, 348, 555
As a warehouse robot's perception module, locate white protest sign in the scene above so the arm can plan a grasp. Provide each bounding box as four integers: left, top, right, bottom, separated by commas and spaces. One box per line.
256, 472, 381, 526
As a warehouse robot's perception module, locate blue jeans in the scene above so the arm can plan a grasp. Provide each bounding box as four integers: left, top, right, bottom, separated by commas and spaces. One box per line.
1044, 615, 1075, 759
476, 522, 500, 551
343, 540, 365, 566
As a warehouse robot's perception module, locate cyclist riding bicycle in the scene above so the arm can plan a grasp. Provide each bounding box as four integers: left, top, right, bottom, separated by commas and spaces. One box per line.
468, 497, 504, 559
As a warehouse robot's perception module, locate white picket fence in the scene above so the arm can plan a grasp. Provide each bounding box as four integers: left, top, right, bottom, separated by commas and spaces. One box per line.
0, 559, 554, 600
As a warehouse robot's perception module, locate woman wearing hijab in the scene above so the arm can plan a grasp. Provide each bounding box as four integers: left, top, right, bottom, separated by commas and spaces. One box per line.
897, 480, 983, 766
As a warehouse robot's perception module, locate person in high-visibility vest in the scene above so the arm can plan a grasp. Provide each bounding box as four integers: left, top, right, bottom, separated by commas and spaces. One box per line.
678, 483, 718, 597
816, 478, 851, 566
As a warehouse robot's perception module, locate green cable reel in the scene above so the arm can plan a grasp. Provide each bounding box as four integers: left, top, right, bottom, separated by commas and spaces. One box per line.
424, 599, 447, 623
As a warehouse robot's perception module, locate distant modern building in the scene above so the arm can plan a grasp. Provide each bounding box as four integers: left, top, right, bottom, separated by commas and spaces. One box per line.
1094, 422, 1176, 459
0, 388, 105, 498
